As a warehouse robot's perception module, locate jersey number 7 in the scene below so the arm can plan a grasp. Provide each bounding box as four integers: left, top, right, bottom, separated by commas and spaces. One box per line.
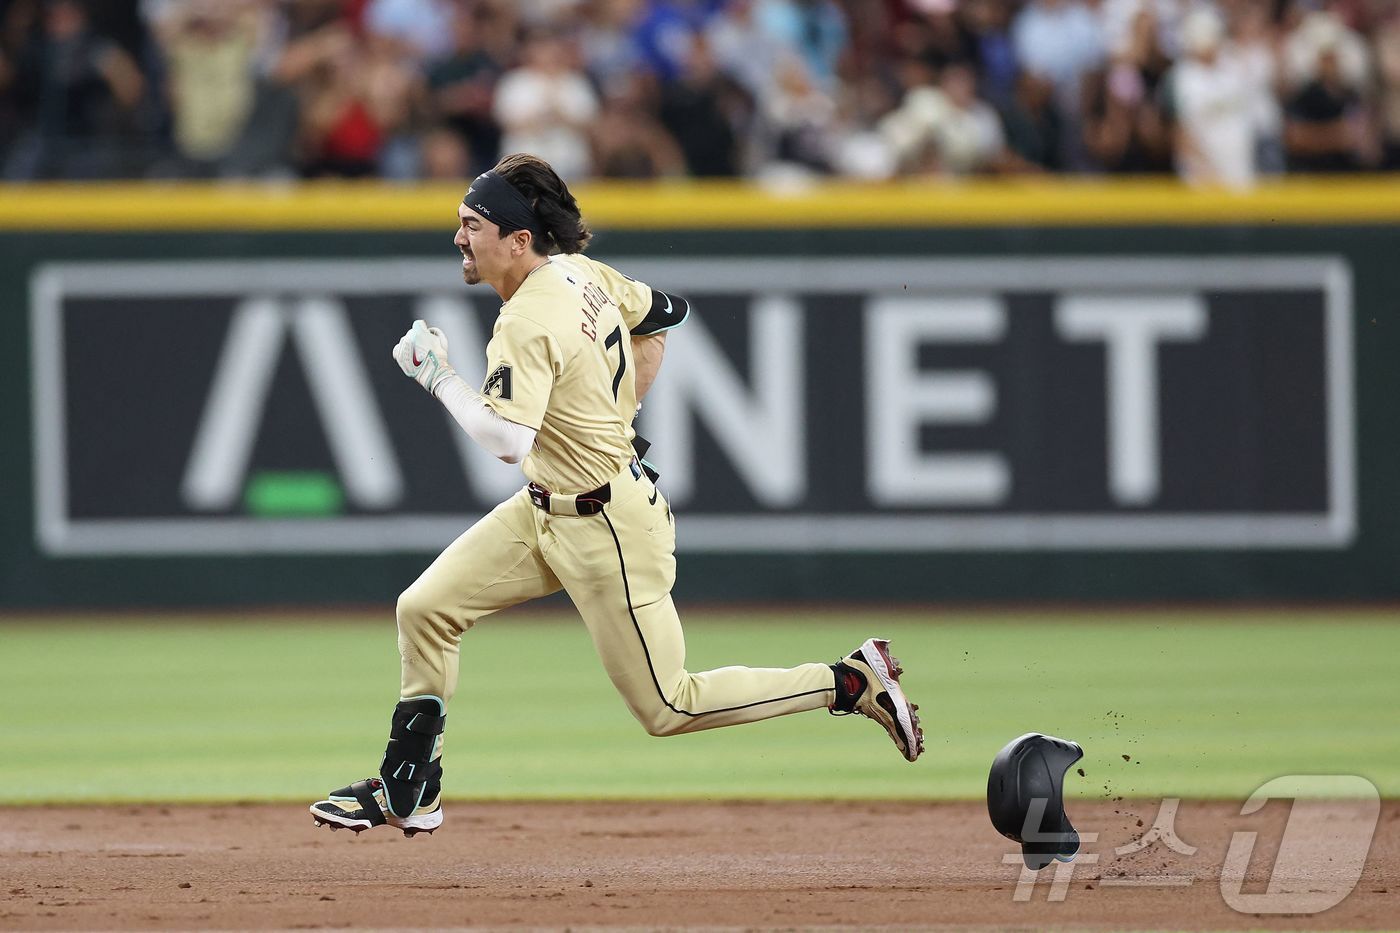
604, 326, 627, 400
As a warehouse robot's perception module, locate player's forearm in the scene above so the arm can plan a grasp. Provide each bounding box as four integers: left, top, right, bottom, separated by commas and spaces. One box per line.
631, 332, 666, 401
433, 374, 537, 464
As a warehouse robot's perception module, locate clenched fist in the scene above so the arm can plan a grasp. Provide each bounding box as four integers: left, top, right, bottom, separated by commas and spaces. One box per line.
393, 319, 456, 394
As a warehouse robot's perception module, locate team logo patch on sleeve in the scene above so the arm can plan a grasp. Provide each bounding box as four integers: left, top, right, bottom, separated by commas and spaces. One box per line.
483, 364, 513, 400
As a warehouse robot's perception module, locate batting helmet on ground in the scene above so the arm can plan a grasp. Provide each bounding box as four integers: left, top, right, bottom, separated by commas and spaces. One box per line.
986, 732, 1084, 869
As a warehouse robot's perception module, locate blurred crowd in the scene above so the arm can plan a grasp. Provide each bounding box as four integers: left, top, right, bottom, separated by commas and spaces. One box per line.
1, 0, 1397, 187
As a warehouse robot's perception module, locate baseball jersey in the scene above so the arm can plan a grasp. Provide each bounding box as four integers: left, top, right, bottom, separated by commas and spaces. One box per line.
479, 254, 655, 494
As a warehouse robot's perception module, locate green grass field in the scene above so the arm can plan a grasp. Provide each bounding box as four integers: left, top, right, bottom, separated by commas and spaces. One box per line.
2, 609, 1397, 803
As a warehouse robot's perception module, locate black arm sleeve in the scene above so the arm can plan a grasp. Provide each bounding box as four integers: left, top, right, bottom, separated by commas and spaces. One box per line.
631, 290, 691, 336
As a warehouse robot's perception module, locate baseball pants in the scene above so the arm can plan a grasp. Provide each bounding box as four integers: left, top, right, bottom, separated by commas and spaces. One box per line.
395, 461, 837, 738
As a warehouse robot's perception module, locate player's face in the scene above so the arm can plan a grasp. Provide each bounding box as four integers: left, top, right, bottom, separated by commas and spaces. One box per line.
456, 205, 495, 285
455, 203, 502, 286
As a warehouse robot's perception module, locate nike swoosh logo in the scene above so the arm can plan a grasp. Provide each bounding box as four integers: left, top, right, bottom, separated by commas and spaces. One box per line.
661, 293, 673, 315
412, 349, 425, 366
648, 489, 658, 506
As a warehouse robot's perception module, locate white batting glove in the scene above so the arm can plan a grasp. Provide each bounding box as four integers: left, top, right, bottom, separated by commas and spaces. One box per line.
393, 319, 456, 395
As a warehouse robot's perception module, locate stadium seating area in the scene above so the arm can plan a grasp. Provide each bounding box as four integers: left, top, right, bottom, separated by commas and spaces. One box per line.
1, 0, 1397, 186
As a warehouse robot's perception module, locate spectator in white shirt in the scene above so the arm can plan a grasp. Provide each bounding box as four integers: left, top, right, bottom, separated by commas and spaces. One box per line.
879, 61, 1021, 175
1169, 7, 1255, 189
493, 28, 600, 181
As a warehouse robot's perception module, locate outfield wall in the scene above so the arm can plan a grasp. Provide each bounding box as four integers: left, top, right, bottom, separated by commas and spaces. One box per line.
2, 179, 1398, 606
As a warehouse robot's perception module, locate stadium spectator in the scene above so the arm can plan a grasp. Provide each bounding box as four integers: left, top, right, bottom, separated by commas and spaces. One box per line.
3, 0, 145, 180
493, 26, 599, 180
825, 41, 901, 178
1080, 2, 1171, 173
754, 50, 838, 176
591, 72, 687, 177
427, 2, 505, 175
1002, 70, 1064, 170
631, 0, 714, 82
755, 0, 849, 92
364, 37, 431, 179
579, 0, 646, 98
1012, 0, 1106, 101
146, 0, 262, 176
1282, 8, 1369, 90
1282, 11, 1373, 172
364, 0, 456, 63
706, 0, 787, 100
469, 0, 525, 64
959, 0, 1019, 108
275, 7, 425, 178
418, 121, 472, 177
1011, 0, 1106, 168
890, 0, 975, 82
658, 34, 749, 175
879, 59, 1024, 175
1168, 7, 1257, 188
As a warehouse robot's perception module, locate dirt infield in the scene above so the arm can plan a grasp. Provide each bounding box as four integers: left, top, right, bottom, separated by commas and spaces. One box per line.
1, 799, 1395, 930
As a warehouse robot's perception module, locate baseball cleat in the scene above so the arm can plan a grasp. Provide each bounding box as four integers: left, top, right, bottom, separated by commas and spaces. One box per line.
832, 638, 925, 762
310, 777, 443, 837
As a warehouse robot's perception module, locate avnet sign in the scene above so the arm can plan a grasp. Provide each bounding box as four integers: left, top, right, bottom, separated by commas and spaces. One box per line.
30, 256, 1354, 555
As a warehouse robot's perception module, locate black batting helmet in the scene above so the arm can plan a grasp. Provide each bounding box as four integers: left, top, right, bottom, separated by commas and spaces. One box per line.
987, 732, 1083, 870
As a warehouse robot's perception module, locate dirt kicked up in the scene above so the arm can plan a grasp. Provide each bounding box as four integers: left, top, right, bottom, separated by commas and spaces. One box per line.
1, 800, 1396, 930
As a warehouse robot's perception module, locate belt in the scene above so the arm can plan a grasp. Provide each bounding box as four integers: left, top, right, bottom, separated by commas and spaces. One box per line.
528, 458, 644, 516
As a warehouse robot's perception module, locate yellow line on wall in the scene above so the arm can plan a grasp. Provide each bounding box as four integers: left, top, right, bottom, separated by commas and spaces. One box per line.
1, 177, 1399, 230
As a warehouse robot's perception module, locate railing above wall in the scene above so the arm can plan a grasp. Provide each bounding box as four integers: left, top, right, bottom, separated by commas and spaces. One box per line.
2, 177, 1400, 231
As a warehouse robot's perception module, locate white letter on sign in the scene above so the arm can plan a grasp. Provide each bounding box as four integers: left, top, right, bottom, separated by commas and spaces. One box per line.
865, 296, 1010, 506
1055, 295, 1208, 505
641, 295, 804, 507
182, 296, 403, 511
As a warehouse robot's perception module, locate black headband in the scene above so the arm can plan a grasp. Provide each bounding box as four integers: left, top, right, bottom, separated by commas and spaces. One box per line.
462, 171, 544, 240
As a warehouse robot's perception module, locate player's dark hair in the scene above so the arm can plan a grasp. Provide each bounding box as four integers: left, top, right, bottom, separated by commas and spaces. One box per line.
492, 153, 592, 256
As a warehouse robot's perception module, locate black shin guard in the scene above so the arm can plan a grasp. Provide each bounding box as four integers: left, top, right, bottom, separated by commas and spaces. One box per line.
379, 697, 445, 818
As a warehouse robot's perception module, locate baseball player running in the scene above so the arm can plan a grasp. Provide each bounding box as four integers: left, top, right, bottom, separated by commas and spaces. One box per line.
311, 154, 923, 836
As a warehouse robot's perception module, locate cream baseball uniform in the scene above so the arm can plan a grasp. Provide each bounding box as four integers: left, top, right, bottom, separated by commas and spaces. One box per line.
395, 253, 836, 738
309, 165, 918, 837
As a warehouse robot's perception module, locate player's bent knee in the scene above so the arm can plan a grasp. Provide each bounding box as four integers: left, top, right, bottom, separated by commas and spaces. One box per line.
395, 586, 436, 633
636, 707, 687, 737
397, 584, 471, 642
